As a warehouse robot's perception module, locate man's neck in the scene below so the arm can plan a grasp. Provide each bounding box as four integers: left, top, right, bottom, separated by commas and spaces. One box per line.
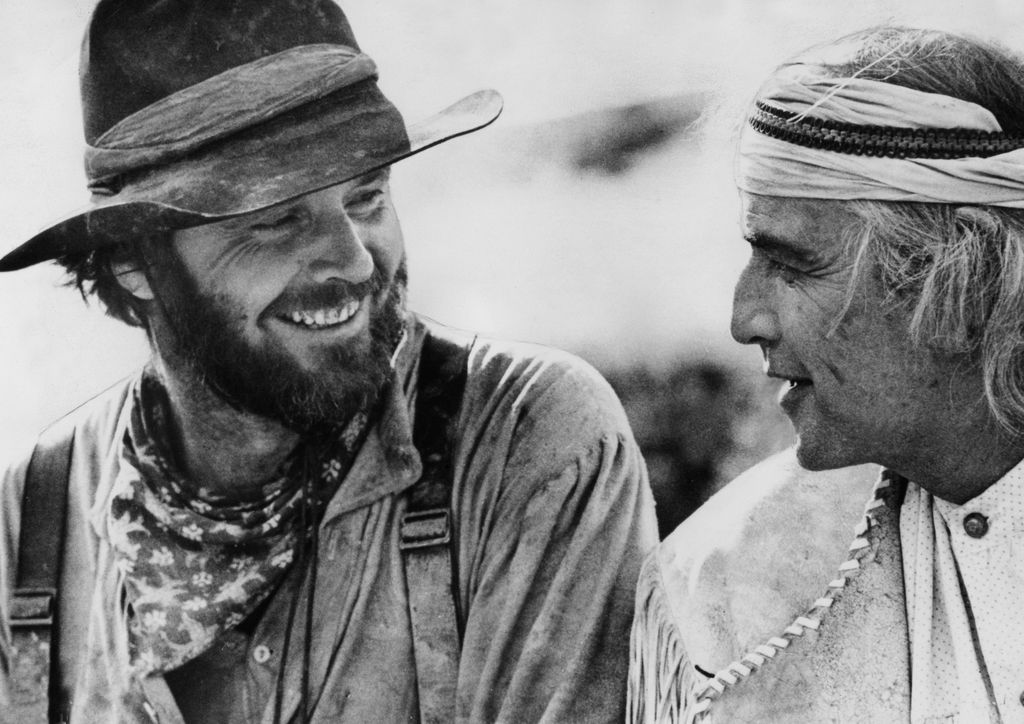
149, 357, 300, 498
890, 419, 1024, 505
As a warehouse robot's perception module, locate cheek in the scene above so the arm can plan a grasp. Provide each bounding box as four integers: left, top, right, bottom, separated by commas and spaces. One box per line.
783, 313, 877, 395
782, 293, 844, 353
364, 210, 404, 269
197, 269, 287, 333
815, 321, 922, 403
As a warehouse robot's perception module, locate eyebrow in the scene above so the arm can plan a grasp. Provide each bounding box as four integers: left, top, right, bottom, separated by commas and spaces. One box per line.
356, 167, 391, 185
743, 231, 791, 250
744, 231, 819, 264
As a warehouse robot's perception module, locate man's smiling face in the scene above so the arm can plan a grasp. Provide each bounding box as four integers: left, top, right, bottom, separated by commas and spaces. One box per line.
730, 192, 980, 471
145, 169, 407, 430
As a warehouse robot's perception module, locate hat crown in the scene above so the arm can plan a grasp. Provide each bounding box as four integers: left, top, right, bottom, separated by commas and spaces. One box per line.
81, 0, 360, 143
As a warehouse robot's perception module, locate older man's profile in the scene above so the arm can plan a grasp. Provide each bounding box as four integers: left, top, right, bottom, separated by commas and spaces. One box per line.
630, 26, 1024, 723
0, 1, 657, 722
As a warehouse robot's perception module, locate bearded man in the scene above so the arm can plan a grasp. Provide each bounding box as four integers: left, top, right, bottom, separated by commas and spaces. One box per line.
629, 27, 1024, 723
0, 1, 657, 722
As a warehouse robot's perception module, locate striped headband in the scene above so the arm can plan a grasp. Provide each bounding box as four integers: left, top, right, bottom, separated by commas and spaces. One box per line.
737, 64, 1024, 207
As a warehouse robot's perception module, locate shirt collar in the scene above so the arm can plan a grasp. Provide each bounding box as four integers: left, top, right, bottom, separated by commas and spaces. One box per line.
933, 456, 1024, 538
88, 374, 143, 541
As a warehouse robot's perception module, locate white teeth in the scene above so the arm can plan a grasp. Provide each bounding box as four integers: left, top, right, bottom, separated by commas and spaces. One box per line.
285, 300, 362, 328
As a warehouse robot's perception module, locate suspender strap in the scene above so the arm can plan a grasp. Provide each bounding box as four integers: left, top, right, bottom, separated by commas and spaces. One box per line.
401, 330, 472, 724
8, 423, 75, 724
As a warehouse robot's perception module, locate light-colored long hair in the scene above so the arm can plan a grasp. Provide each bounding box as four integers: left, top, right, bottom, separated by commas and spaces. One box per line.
803, 27, 1024, 433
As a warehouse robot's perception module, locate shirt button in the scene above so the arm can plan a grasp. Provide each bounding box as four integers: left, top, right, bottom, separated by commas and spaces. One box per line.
963, 512, 989, 538
252, 644, 272, 664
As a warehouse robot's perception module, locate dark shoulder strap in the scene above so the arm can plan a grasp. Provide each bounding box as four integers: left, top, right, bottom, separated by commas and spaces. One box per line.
6, 379, 131, 723
8, 421, 75, 723
401, 328, 472, 724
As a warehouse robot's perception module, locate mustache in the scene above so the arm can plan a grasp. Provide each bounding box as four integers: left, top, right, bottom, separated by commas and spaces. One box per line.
263, 269, 386, 317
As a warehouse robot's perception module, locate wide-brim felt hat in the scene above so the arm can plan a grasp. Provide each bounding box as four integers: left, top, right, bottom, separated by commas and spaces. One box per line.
0, 0, 502, 271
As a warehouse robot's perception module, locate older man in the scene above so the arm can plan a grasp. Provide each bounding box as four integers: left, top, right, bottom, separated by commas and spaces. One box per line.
0, 1, 657, 722
630, 26, 1024, 723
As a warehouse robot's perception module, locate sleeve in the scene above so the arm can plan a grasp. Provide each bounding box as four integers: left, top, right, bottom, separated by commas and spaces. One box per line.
452, 347, 660, 723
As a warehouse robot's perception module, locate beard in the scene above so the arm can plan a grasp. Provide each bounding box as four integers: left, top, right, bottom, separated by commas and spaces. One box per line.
149, 253, 408, 432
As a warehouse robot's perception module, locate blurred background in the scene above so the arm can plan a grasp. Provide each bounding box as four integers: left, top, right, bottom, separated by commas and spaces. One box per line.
2, 0, 1023, 536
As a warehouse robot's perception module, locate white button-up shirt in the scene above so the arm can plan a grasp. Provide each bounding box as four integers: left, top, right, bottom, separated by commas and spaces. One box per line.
902, 458, 1024, 723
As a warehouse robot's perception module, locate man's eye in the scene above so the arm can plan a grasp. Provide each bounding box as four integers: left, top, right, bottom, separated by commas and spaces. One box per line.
252, 213, 299, 231
752, 250, 800, 285
767, 257, 800, 284
347, 189, 385, 217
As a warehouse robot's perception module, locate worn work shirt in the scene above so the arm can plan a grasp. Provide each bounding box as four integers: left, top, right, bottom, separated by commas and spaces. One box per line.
0, 316, 657, 723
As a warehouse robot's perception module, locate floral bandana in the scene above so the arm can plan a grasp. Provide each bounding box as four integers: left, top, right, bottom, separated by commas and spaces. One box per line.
107, 373, 370, 675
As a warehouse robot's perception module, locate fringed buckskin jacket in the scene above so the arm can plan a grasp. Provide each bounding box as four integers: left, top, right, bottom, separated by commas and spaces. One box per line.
628, 449, 912, 723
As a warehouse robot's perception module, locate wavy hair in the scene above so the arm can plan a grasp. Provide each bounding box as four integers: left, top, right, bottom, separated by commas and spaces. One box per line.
57, 236, 157, 329
847, 202, 1024, 432
803, 27, 1024, 431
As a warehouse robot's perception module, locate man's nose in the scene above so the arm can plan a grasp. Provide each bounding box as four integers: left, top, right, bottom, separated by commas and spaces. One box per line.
304, 197, 375, 284
730, 262, 780, 347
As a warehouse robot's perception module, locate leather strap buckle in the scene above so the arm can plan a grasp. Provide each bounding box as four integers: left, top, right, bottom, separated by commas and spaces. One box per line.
399, 508, 451, 550
10, 588, 56, 628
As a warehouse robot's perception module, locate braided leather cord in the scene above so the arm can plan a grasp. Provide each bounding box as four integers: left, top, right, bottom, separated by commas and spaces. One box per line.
690, 470, 904, 714
750, 101, 1024, 159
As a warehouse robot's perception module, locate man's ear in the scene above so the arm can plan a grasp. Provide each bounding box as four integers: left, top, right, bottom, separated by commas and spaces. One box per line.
111, 260, 155, 301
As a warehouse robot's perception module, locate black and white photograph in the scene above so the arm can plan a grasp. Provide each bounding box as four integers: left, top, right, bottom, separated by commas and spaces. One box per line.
1, 0, 1023, 721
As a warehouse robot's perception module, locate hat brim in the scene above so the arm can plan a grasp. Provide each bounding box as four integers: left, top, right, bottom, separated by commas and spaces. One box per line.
0, 87, 502, 271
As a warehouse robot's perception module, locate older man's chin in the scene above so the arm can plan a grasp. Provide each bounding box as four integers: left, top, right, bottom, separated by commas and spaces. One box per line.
790, 429, 865, 473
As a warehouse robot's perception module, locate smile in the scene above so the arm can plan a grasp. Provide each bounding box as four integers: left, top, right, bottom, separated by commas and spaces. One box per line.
284, 300, 362, 329
767, 370, 812, 387
766, 370, 813, 409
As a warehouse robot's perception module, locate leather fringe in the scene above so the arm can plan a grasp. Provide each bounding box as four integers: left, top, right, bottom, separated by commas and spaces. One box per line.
628, 556, 710, 724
